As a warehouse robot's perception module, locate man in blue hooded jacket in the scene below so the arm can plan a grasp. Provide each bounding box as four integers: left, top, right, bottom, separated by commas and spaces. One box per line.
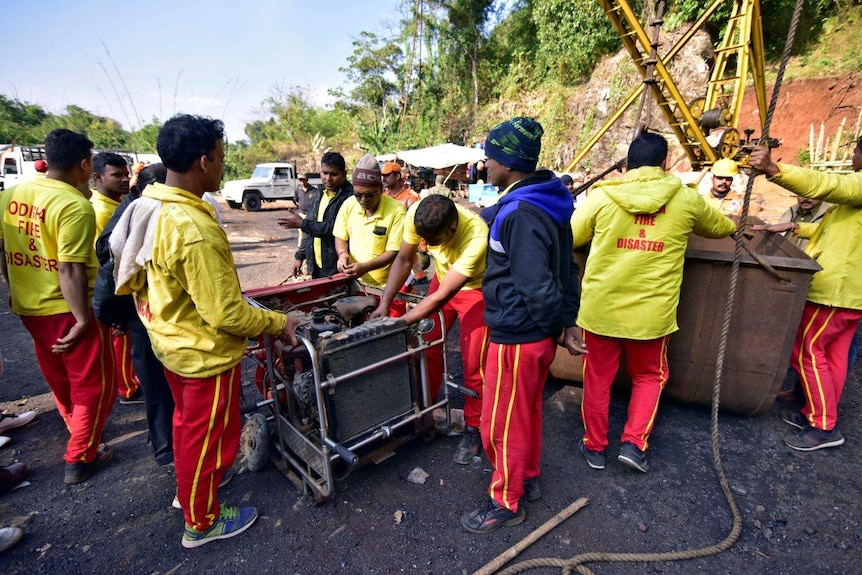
461, 117, 587, 534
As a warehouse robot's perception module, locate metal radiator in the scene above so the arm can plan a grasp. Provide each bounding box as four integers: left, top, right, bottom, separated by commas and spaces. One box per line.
320, 319, 414, 442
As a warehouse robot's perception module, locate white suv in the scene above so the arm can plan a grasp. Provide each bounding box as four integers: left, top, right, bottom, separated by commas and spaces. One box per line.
222, 163, 298, 212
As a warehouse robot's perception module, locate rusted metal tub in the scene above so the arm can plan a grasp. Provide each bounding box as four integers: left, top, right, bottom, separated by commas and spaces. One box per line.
550, 224, 822, 416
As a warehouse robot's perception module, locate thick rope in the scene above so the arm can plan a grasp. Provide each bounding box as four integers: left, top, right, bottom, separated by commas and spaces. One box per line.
492, 2, 806, 573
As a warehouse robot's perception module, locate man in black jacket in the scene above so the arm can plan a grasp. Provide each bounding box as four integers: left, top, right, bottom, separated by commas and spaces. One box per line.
94, 163, 175, 466
462, 117, 586, 534
279, 152, 353, 278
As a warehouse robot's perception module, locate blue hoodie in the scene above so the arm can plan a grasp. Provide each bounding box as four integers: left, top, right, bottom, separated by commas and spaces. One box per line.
481, 171, 580, 344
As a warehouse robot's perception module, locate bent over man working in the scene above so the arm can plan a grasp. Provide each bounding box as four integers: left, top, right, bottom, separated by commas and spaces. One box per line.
113, 115, 301, 548
572, 133, 736, 473
461, 117, 585, 533
371, 194, 489, 464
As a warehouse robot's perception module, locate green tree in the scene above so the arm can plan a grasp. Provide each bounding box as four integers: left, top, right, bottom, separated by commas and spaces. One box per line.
532, 0, 619, 84
0, 95, 49, 144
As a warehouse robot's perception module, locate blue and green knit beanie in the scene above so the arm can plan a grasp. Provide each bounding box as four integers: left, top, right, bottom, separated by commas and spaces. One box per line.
484, 117, 544, 172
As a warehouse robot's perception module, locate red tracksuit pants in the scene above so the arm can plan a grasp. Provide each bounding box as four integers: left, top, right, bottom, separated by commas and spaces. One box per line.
21, 311, 116, 464
581, 331, 669, 452
165, 363, 242, 532
792, 302, 862, 431
424, 277, 489, 428
112, 330, 140, 399
482, 338, 556, 512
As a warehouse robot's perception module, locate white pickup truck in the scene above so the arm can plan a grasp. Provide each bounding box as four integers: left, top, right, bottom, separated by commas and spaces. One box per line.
221, 162, 302, 212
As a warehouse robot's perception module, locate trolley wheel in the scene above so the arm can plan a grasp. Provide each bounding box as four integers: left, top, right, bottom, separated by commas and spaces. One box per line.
240, 413, 271, 473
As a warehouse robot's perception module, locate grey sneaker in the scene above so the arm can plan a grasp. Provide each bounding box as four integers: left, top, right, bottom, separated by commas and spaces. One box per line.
460, 499, 526, 534
453, 426, 481, 465
523, 477, 541, 502
618, 441, 649, 473
64, 445, 114, 485
780, 407, 806, 430
784, 426, 844, 452
579, 438, 606, 470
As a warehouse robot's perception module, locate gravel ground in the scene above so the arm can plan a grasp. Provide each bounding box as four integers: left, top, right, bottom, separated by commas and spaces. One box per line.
0, 198, 859, 575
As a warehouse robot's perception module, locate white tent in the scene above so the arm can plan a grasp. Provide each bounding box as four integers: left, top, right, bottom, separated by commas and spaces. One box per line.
377, 143, 486, 169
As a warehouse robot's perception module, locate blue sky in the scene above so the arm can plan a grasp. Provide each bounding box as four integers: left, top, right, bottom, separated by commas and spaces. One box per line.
1, 0, 403, 142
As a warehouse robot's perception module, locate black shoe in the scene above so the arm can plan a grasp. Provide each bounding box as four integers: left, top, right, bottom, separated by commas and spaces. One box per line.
780, 407, 806, 430
579, 438, 606, 470
64, 445, 114, 485
523, 478, 541, 502
0, 463, 29, 494
784, 425, 844, 451
219, 468, 235, 488
119, 390, 145, 405
461, 499, 526, 534
618, 441, 649, 473
453, 426, 481, 465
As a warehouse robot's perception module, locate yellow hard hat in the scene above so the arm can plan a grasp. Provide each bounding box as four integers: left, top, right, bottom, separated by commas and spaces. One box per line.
711, 158, 738, 178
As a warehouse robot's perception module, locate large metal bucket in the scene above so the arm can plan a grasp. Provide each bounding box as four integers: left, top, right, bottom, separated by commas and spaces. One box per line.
550, 224, 822, 416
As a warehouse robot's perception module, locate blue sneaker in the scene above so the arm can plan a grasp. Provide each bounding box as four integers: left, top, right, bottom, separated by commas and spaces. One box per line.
579, 438, 607, 470
181, 505, 258, 549
618, 441, 649, 473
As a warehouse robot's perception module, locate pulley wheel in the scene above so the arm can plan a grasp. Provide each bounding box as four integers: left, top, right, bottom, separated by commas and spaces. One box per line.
240, 413, 271, 473
716, 128, 740, 159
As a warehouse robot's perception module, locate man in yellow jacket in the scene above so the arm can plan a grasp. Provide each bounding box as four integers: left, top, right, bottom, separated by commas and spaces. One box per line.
113, 114, 301, 548
750, 137, 862, 451
571, 132, 736, 472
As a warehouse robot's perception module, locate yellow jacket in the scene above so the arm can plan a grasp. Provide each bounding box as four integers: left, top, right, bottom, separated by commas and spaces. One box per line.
122, 183, 286, 378
572, 166, 736, 339
771, 164, 862, 311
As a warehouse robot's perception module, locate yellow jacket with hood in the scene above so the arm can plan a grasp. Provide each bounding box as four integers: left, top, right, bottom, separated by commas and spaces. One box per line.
571, 166, 736, 340
117, 183, 287, 378
770, 164, 862, 311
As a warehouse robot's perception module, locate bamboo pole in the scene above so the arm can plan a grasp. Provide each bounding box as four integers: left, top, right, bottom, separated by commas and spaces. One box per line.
830, 117, 846, 162
471, 498, 590, 575
809, 124, 815, 164
816, 123, 825, 163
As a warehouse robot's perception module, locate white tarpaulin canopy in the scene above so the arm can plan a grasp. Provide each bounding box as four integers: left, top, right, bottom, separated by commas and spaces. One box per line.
377, 143, 486, 169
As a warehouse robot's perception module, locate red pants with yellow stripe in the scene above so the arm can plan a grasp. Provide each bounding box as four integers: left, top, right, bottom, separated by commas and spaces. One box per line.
482, 338, 556, 512
21, 310, 116, 464
425, 277, 489, 428
112, 330, 140, 399
581, 331, 669, 452
165, 363, 241, 532
792, 302, 862, 431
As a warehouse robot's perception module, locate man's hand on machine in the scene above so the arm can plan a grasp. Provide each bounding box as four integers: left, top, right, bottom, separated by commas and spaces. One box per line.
279, 315, 305, 347
369, 303, 390, 320
558, 326, 587, 356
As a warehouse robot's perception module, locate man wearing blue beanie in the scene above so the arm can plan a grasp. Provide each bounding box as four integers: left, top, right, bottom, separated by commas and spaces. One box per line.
462, 117, 586, 533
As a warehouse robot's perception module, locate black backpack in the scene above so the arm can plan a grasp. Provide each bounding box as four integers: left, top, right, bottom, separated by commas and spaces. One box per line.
92, 194, 137, 328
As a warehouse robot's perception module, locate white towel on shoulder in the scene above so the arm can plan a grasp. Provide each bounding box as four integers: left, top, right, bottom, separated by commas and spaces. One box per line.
110, 196, 162, 293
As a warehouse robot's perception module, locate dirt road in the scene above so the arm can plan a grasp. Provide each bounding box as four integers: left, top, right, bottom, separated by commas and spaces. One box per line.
1, 199, 859, 574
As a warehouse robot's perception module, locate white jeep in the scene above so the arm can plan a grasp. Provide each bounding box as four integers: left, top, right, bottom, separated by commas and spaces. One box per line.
221, 162, 299, 212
